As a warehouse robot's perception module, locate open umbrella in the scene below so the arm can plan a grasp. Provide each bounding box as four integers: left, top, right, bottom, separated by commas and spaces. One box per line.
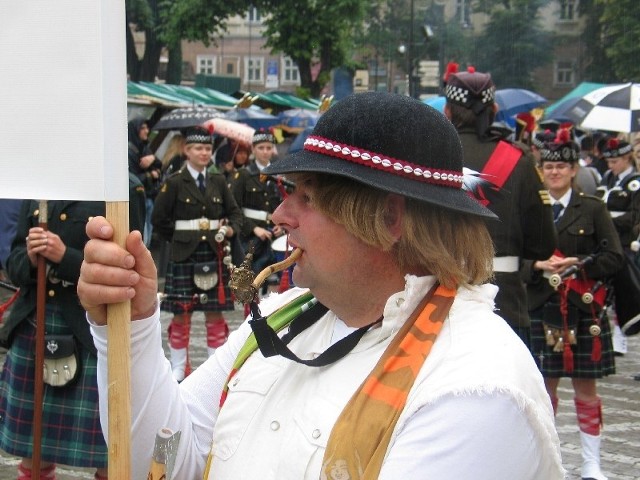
494, 88, 547, 122
224, 108, 280, 130
277, 109, 321, 130
423, 96, 446, 112
152, 106, 224, 130
203, 118, 255, 147
542, 96, 583, 122
422, 90, 546, 124
565, 83, 640, 133
288, 126, 315, 153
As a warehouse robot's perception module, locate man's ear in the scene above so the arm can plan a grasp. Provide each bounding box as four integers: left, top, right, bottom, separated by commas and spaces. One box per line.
385, 194, 405, 241
443, 104, 451, 119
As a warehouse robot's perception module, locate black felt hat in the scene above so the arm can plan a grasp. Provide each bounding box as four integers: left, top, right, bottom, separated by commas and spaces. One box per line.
263, 91, 495, 218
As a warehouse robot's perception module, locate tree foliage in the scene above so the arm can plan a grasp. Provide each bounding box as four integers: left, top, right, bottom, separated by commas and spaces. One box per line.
126, 0, 245, 83
596, 0, 640, 82
472, 0, 552, 89
256, 0, 367, 97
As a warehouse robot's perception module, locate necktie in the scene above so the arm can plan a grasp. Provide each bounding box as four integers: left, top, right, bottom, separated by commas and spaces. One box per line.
197, 173, 205, 194
552, 202, 563, 222
608, 174, 618, 189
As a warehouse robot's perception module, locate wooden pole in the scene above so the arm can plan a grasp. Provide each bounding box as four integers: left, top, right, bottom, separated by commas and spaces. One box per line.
106, 201, 131, 478
31, 200, 48, 480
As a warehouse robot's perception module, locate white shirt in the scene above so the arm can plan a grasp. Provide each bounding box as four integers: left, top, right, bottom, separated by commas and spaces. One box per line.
90, 276, 564, 479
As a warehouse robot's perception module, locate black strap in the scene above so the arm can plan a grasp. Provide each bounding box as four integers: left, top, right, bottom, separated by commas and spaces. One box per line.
249, 302, 382, 367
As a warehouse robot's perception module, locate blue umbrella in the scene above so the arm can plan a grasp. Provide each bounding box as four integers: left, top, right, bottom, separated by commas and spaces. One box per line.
424, 90, 546, 127
224, 108, 280, 130
288, 126, 315, 153
277, 109, 321, 129
423, 96, 446, 112
542, 97, 583, 122
494, 88, 547, 122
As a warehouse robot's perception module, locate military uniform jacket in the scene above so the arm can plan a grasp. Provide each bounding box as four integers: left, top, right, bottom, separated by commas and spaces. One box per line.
458, 130, 557, 328
596, 170, 640, 247
152, 168, 243, 263
521, 191, 624, 314
230, 162, 283, 238
1, 199, 144, 352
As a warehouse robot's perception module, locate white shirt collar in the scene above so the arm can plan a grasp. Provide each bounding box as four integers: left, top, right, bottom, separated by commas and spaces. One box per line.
186, 163, 204, 181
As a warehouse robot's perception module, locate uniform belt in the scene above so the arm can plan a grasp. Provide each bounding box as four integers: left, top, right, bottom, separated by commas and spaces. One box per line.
609, 211, 625, 218
493, 256, 519, 273
174, 218, 221, 231
243, 208, 271, 222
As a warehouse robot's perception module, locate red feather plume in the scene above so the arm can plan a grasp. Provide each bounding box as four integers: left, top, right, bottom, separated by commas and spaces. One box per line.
443, 61, 459, 82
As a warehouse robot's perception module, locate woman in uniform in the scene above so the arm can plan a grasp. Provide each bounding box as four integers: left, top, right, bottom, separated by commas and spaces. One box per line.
0, 197, 143, 479
152, 126, 243, 382
521, 129, 624, 480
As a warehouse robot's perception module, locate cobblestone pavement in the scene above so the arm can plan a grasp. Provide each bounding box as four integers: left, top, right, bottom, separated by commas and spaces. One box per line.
0, 303, 638, 478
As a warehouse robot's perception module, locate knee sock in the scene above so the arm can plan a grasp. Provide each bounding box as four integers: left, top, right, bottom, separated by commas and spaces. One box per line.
17, 462, 56, 480
575, 396, 602, 435
206, 318, 229, 350
168, 318, 190, 350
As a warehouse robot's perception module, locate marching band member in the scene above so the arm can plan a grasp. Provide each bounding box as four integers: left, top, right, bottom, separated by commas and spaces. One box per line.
522, 129, 623, 480
78, 92, 563, 479
230, 128, 286, 287
0, 196, 144, 479
443, 65, 557, 348
596, 138, 640, 350
151, 126, 243, 382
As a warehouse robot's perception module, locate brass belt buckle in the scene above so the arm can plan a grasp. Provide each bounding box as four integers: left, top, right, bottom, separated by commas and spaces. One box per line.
199, 218, 210, 231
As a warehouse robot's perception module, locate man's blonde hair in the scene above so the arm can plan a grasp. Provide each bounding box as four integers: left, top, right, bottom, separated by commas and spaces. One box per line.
298, 173, 494, 289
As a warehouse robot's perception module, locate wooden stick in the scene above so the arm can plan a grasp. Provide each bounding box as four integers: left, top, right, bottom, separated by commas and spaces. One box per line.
252, 247, 302, 289
106, 201, 131, 479
32, 200, 48, 480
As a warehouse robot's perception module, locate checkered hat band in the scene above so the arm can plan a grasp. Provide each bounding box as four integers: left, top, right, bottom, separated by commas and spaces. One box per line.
603, 143, 633, 158
253, 132, 275, 144
540, 145, 579, 162
185, 133, 212, 144
303, 135, 463, 189
445, 84, 495, 106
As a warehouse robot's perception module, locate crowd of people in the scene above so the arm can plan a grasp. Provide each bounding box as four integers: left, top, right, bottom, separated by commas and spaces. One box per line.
0, 76, 638, 478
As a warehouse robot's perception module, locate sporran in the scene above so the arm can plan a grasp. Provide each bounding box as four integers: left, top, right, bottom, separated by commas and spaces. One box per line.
43, 334, 79, 387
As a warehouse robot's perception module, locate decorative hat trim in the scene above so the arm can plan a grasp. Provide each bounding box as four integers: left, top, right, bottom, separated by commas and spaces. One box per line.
602, 138, 633, 158
184, 127, 213, 144
303, 135, 463, 189
253, 128, 276, 145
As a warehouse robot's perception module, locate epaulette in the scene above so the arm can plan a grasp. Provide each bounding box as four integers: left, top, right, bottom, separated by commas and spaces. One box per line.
578, 191, 606, 203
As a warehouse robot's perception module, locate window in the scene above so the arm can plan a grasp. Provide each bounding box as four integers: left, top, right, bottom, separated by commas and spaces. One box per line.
247, 7, 262, 23
456, 0, 471, 27
197, 55, 216, 75
245, 57, 264, 83
555, 61, 574, 86
559, 0, 577, 21
281, 57, 300, 85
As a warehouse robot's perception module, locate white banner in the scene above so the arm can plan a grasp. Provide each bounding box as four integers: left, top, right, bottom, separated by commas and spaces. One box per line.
0, 0, 127, 201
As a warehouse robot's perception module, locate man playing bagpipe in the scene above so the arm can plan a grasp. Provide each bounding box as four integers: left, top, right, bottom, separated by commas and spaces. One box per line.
521, 128, 624, 480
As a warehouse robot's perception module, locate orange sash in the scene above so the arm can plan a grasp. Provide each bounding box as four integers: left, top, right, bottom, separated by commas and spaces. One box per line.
321, 283, 456, 479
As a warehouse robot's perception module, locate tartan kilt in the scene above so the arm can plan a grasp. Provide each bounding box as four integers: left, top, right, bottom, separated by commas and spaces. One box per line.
162, 241, 234, 314
0, 306, 107, 467
531, 304, 615, 378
